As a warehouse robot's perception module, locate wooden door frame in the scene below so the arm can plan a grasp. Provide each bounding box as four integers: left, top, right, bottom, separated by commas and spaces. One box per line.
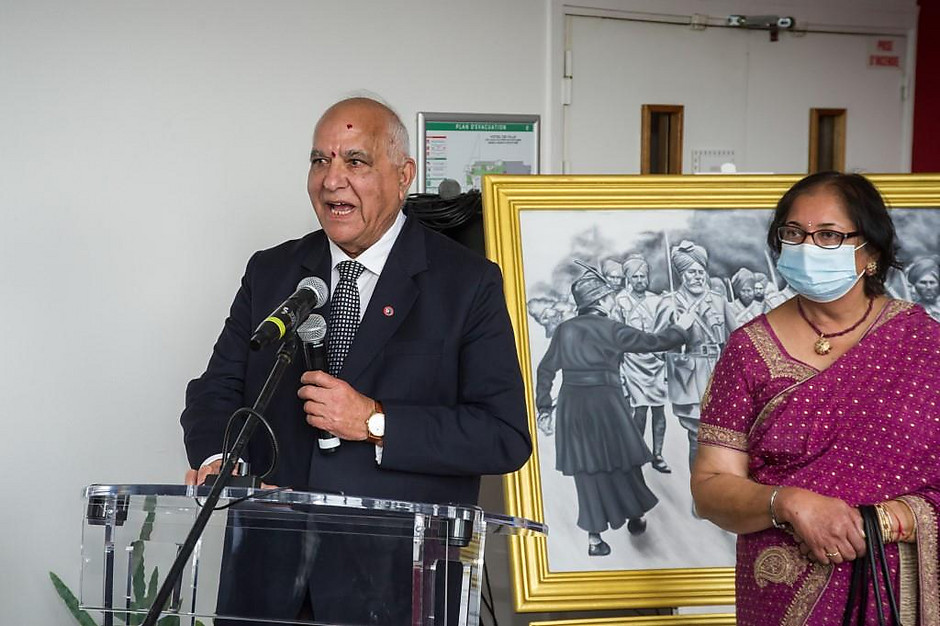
808, 108, 847, 172
641, 104, 684, 174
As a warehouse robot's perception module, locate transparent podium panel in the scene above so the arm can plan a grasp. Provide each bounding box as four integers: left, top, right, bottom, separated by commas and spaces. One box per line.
80, 484, 545, 626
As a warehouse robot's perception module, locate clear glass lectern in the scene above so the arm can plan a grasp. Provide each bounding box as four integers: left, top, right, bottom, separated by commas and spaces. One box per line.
80, 484, 545, 626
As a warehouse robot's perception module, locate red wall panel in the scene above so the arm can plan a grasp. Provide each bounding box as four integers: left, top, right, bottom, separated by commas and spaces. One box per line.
913, 0, 940, 171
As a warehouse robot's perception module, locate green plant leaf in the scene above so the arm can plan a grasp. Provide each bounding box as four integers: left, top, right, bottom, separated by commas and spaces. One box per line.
130, 494, 159, 621
145, 566, 160, 606
49, 572, 101, 626
139, 495, 157, 542
130, 540, 146, 608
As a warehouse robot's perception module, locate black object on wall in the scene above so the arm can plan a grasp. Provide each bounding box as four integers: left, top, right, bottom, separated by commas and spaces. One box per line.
405, 179, 486, 256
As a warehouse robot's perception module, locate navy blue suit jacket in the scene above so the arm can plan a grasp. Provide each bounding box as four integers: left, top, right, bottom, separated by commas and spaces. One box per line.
181, 215, 531, 506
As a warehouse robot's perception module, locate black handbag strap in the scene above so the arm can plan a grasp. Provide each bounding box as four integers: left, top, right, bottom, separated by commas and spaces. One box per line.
841, 548, 867, 626
842, 506, 904, 626
863, 505, 903, 624
862, 506, 888, 624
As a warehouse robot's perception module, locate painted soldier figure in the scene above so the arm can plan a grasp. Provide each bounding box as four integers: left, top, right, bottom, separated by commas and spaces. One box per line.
614, 254, 671, 473
653, 240, 737, 471
752, 272, 768, 308
730, 267, 762, 325
907, 256, 940, 321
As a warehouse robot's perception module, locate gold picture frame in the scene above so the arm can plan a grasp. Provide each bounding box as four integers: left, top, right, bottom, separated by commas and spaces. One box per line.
482, 174, 940, 612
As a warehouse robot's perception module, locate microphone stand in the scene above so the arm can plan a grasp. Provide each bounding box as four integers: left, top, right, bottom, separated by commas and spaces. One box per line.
142, 334, 298, 626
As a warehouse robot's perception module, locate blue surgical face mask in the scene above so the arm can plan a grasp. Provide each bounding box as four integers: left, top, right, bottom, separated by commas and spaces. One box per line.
776, 241, 867, 303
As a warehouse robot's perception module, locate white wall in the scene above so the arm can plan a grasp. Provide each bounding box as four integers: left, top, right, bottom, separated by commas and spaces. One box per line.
0, 2, 546, 623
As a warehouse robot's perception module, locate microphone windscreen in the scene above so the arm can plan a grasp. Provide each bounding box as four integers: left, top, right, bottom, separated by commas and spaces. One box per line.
298, 276, 329, 309
297, 313, 327, 344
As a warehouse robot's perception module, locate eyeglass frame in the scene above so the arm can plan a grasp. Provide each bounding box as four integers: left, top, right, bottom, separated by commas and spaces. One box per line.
776, 225, 861, 249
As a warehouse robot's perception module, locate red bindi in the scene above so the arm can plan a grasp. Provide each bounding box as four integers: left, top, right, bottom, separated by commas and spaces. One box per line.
346, 124, 353, 129
330, 151, 336, 157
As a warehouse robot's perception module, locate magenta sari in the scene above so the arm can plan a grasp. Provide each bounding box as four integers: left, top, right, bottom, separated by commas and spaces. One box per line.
700, 300, 940, 626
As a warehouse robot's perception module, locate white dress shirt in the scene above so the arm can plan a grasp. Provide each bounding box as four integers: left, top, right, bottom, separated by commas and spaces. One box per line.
326, 210, 406, 317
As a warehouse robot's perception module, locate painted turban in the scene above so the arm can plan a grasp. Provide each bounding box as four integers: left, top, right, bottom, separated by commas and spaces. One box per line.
671, 240, 708, 272
907, 257, 940, 284
731, 268, 756, 293
622, 254, 649, 279
601, 258, 624, 279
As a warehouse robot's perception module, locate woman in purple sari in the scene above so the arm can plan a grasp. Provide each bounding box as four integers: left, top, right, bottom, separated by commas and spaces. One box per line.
692, 172, 940, 625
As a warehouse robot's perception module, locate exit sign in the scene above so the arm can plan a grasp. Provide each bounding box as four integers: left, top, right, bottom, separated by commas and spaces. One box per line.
869, 37, 904, 70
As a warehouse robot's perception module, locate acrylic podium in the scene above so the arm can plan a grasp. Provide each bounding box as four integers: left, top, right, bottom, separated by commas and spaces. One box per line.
80, 484, 545, 626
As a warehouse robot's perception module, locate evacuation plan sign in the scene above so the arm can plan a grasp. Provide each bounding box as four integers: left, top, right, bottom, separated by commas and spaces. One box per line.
418, 114, 539, 193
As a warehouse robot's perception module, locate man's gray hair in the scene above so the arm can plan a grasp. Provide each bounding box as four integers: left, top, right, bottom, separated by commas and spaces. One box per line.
386, 114, 410, 165
336, 91, 411, 165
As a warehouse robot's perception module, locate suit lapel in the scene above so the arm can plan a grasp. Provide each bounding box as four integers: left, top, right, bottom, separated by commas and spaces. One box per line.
300, 232, 333, 322
340, 217, 427, 383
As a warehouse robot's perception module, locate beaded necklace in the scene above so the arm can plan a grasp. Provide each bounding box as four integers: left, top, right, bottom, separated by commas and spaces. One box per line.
796, 296, 874, 355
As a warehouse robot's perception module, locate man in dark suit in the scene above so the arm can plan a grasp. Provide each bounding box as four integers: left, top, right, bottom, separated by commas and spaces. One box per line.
181, 97, 531, 623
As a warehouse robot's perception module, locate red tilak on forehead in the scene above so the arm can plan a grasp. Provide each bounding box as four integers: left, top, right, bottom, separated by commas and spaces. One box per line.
346, 124, 353, 129
331, 151, 336, 157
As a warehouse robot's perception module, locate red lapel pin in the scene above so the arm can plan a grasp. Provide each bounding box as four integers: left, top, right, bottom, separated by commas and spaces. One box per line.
383, 305, 394, 317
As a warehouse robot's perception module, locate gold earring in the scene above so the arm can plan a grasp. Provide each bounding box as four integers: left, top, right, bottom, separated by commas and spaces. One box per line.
865, 260, 878, 276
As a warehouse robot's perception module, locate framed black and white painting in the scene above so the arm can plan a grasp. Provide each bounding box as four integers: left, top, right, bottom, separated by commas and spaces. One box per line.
481, 174, 940, 612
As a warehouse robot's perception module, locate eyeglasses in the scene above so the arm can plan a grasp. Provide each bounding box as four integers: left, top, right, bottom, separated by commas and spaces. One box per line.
777, 225, 860, 249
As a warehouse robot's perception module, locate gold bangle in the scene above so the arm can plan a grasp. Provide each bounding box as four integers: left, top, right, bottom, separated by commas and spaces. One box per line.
769, 486, 788, 530
884, 504, 897, 542
874, 503, 888, 541
875, 503, 895, 543
893, 499, 918, 542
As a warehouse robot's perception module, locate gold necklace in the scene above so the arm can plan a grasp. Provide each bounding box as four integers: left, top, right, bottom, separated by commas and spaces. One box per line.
796, 296, 874, 355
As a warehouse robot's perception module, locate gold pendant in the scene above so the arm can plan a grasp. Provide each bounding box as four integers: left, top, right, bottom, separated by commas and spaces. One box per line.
814, 336, 831, 355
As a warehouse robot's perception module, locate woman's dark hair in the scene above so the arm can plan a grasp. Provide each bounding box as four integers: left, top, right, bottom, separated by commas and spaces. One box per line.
766, 171, 900, 297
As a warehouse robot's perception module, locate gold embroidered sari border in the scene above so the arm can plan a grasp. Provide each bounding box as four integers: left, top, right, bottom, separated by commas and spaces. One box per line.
754, 544, 807, 588
897, 494, 939, 625
742, 321, 818, 436
867, 299, 914, 336
699, 423, 748, 451
744, 321, 817, 382
749, 374, 821, 438
898, 541, 918, 626
781, 563, 832, 626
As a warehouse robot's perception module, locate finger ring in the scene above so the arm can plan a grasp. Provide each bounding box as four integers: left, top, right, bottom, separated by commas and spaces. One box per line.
825, 550, 840, 558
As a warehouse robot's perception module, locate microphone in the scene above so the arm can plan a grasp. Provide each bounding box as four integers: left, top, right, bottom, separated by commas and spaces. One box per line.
250, 277, 328, 351
297, 313, 340, 454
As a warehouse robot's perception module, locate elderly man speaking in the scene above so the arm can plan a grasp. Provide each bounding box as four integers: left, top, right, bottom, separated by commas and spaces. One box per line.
180, 96, 531, 623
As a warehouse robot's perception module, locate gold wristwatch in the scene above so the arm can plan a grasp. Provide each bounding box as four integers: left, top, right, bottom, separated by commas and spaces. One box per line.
366, 400, 385, 446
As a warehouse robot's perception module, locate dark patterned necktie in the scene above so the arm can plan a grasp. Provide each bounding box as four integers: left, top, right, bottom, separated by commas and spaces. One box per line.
327, 260, 366, 376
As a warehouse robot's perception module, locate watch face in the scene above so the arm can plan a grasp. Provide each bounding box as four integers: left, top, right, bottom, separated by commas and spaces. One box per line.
368, 413, 385, 437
